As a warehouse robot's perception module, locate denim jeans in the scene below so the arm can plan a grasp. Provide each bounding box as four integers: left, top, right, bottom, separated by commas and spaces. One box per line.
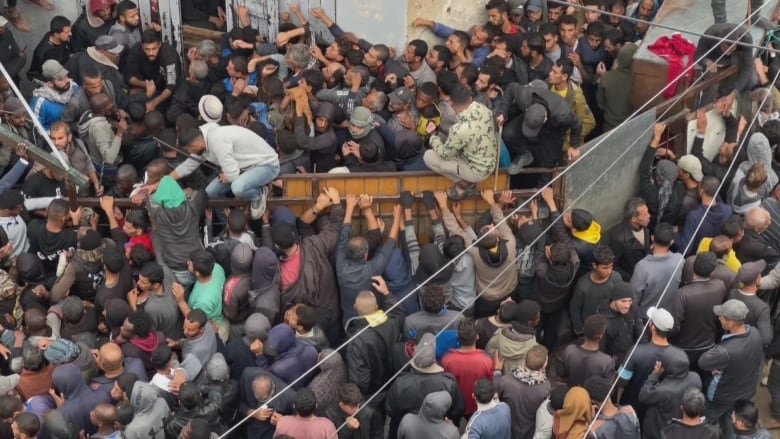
205, 162, 280, 201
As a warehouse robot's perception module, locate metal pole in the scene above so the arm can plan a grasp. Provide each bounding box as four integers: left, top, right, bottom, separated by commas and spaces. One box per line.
152, 136, 222, 171
0, 62, 71, 171
548, 0, 780, 53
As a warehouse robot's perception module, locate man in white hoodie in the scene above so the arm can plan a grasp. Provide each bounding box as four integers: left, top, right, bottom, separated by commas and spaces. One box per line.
173, 124, 279, 219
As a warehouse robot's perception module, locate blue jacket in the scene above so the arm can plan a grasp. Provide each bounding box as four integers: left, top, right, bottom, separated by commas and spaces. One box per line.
676, 201, 733, 256
29, 83, 79, 132
465, 402, 512, 439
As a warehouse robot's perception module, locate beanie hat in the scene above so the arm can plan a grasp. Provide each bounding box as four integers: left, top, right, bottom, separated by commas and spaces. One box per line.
610, 281, 635, 301
206, 352, 229, 381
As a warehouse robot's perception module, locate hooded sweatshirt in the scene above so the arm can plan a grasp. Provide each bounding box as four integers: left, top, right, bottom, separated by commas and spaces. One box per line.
52, 363, 112, 434
223, 243, 254, 325
307, 349, 348, 409
124, 381, 170, 439
597, 43, 638, 130
487, 325, 538, 374
638, 346, 702, 439
71, 0, 115, 52
266, 324, 318, 389
150, 176, 205, 271
248, 248, 281, 323
676, 201, 733, 256
730, 133, 779, 200
78, 112, 122, 165
397, 391, 460, 439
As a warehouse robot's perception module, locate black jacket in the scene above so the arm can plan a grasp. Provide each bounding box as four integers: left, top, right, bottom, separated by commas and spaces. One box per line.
660, 420, 721, 439
598, 302, 643, 366
166, 79, 211, 125
639, 347, 703, 439
494, 83, 583, 148
124, 42, 182, 95
735, 230, 780, 269
344, 294, 403, 407
71, 14, 112, 52
322, 403, 384, 439
608, 221, 651, 280
238, 369, 297, 439
385, 370, 464, 424
65, 50, 126, 96
164, 384, 224, 438
699, 326, 764, 406
29, 34, 73, 82
532, 216, 579, 313
670, 279, 728, 350
0, 30, 25, 80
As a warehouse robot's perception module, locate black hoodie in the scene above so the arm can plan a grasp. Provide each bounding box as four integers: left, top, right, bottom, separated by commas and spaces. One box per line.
639, 347, 703, 439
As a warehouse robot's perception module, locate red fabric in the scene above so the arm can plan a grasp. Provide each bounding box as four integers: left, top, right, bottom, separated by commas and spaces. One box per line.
647, 34, 697, 98
90, 0, 116, 13
223, 276, 241, 306
441, 349, 494, 415
280, 247, 302, 291
126, 233, 154, 256
130, 331, 160, 353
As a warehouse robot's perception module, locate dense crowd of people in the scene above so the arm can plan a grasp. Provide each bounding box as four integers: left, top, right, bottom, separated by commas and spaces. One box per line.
0, 0, 779, 438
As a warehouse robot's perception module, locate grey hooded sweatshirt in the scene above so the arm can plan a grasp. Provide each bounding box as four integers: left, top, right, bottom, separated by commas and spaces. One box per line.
397, 391, 460, 439
638, 346, 702, 439
730, 133, 779, 200
124, 381, 170, 439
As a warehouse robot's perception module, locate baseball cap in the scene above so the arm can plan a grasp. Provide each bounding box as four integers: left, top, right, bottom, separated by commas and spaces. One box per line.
95, 35, 124, 55
677, 155, 703, 182
198, 95, 223, 124
522, 103, 547, 138
389, 87, 414, 106
42, 60, 69, 81
713, 299, 750, 321
737, 260, 766, 285
646, 307, 674, 332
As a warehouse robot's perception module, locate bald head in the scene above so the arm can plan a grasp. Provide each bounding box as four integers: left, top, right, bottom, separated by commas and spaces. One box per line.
354, 290, 378, 316
745, 207, 771, 233
710, 235, 733, 258
252, 375, 274, 401
91, 403, 117, 427
99, 343, 124, 375
89, 93, 112, 116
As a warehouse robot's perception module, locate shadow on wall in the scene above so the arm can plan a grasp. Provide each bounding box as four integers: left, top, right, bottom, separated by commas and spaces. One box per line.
564, 110, 657, 229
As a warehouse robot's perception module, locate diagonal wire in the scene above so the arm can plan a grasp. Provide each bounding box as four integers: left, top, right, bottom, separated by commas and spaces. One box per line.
218, 6, 768, 436
583, 35, 780, 439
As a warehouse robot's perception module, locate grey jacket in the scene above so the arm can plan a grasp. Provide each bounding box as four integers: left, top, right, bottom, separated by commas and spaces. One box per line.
397, 391, 460, 439
78, 112, 122, 165
124, 381, 170, 439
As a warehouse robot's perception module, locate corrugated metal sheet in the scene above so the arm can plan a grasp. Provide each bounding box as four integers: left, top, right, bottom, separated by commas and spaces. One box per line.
225, 0, 280, 43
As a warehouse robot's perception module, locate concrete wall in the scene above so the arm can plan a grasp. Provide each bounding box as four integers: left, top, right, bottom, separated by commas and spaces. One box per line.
405, 0, 489, 49
564, 110, 657, 229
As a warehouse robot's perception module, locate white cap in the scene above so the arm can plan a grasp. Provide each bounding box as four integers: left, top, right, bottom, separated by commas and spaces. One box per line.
647, 307, 674, 332
198, 95, 223, 124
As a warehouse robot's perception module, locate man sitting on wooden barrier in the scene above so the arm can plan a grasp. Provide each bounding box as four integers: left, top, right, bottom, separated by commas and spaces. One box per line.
172, 124, 280, 220
423, 85, 497, 200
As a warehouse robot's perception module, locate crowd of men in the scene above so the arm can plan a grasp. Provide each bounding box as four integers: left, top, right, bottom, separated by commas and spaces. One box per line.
0, 0, 779, 438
